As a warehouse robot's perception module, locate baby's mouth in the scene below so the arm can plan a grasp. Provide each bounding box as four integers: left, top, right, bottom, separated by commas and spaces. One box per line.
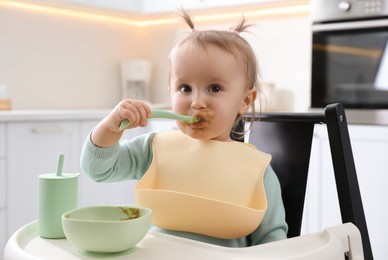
189, 111, 213, 128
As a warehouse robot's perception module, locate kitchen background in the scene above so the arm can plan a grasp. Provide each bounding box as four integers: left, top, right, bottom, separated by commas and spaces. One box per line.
1, 0, 387, 259
0, 0, 310, 111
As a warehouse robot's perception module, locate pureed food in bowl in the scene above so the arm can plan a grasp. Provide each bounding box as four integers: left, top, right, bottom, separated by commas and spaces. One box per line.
62, 205, 152, 253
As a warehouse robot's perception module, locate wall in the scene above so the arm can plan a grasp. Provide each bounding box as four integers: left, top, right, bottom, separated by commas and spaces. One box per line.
248, 17, 312, 111
0, 5, 312, 111
0, 6, 142, 109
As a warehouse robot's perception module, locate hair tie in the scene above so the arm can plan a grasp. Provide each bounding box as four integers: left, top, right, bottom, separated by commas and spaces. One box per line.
191, 28, 197, 33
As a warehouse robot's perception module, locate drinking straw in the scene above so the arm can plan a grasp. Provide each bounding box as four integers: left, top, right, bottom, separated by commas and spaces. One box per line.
56, 154, 64, 177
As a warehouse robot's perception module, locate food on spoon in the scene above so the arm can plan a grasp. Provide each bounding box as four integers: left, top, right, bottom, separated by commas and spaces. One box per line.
119, 207, 140, 220
191, 115, 203, 123
189, 110, 214, 129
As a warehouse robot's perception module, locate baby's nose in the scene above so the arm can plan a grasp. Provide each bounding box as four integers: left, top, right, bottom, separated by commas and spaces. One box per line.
191, 94, 207, 109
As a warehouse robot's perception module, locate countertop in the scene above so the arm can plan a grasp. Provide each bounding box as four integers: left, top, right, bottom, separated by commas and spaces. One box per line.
308, 108, 388, 126
0, 103, 173, 122
1, 107, 388, 125
341, 109, 388, 126
0, 109, 111, 122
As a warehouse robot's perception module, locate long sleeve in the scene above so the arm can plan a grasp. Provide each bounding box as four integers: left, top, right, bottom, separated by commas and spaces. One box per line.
80, 132, 156, 182
248, 165, 288, 245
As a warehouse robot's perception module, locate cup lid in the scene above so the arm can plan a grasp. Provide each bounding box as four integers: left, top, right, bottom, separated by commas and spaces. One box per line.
39, 173, 79, 179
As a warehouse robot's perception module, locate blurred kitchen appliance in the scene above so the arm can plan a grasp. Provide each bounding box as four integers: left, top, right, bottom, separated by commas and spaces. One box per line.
311, 0, 388, 109
121, 60, 152, 101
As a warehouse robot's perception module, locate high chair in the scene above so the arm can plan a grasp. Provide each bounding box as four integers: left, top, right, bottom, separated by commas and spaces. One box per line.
234, 103, 373, 260
4, 103, 373, 259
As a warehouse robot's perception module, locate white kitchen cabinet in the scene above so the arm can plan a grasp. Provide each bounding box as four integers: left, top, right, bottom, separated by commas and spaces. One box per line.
0, 159, 5, 213
0, 210, 5, 257
0, 123, 5, 208
0, 123, 4, 156
302, 124, 388, 260
0, 161, 5, 256
6, 121, 80, 239
0, 124, 6, 256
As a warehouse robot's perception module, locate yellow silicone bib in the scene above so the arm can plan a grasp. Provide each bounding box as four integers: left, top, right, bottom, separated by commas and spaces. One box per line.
135, 131, 271, 239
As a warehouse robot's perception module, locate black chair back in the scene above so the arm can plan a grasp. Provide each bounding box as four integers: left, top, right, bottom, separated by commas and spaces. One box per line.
238, 103, 373, 260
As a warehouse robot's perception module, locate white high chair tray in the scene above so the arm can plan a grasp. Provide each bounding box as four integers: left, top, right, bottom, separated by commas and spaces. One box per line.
4, 221, 362, 260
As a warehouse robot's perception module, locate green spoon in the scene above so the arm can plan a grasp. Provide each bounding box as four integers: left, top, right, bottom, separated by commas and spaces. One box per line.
119, 110, 202, 131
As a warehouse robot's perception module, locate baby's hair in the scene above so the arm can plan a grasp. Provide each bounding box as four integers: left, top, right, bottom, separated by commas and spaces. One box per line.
233, 16, 250, 33
180, 8, 250, 34
180, 9, 195, 30
175, 9, 261, 138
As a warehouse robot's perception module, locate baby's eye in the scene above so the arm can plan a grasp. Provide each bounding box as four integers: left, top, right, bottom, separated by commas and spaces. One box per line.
179, 84, 192, 93
208, 84, 222, 93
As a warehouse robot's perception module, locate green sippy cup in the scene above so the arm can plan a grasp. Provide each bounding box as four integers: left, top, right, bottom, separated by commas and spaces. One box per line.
38, 154, 78, 238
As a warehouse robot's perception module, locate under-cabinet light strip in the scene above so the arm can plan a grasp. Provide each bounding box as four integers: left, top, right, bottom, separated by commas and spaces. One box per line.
0, 0, 310, 27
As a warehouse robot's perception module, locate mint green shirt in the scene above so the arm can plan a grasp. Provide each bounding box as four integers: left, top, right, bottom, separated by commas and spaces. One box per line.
80, 132, 288, 247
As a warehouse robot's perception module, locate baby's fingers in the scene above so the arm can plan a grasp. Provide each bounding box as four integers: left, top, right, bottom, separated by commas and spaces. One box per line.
119, 100, 150, 129
137, 103, 151, 127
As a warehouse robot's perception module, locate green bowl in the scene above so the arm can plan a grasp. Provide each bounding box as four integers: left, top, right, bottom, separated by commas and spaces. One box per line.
62, 205, 152, 253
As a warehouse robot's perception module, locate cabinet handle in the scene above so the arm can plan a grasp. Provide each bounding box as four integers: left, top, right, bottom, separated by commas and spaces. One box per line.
30, 127, 64, 134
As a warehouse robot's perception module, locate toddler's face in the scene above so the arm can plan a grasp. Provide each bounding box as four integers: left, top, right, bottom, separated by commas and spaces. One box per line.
169, 44, 256, 141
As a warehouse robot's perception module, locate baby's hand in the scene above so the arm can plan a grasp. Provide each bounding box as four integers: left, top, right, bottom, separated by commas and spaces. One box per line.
91, 99, 151, 147
110, 99, 152, 131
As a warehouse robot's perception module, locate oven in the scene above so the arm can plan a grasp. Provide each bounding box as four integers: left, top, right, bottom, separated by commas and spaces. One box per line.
311, 0, 388, 109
